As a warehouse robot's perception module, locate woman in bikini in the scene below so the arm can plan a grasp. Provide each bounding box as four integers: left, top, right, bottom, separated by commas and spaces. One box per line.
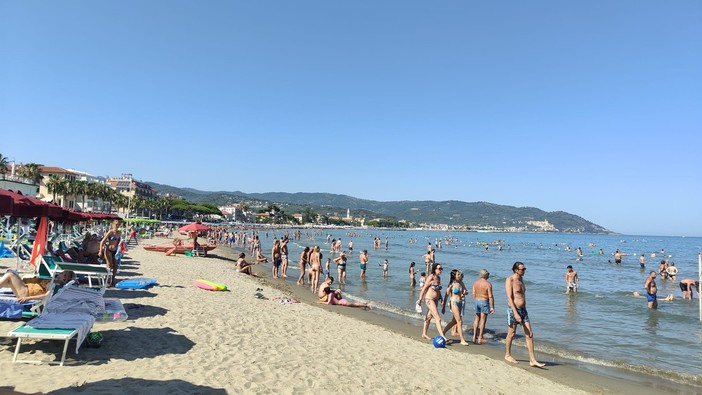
334, 252, 347, 285
417, 263, 447, 341
442, 270, 469, 345
99, 220, 122, 287
296, 246, 310, 286
235, 253, 254, 275
309, 246, 322, 293
0, 270, 76, 302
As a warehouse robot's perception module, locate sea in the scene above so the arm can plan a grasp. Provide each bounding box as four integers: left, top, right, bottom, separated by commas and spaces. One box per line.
247, 229, 702, 387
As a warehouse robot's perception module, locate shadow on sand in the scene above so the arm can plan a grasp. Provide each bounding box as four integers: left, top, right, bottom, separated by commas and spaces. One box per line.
46, 378, 226, 394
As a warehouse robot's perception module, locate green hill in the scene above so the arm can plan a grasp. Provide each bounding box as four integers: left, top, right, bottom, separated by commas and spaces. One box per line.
145, 182, 611, 233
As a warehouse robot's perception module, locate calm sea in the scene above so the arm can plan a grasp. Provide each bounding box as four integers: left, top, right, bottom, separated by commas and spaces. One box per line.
252, 229, 702, 386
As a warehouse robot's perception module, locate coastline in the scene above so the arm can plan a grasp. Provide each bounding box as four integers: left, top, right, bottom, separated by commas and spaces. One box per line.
0, 242, 697, 394
245, 247, 699, 395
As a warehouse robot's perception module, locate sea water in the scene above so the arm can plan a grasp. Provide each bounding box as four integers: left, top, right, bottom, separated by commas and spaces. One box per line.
254, 229, 702, 386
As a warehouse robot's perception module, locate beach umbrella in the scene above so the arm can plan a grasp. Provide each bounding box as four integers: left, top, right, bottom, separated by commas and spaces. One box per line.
0, 192, 13, 216
0, 189, 63, 219
28, 216, 48, 267
178, 222, 211, 233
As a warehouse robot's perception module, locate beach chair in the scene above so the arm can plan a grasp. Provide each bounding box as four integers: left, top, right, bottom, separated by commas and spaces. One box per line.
6, 282, 103, 366
54, 262, 112, 295
0, 261, 60, 319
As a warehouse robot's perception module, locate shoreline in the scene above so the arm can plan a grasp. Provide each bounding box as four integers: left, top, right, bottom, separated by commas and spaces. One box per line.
239, 245, 700, 395
0, 242, 698, 394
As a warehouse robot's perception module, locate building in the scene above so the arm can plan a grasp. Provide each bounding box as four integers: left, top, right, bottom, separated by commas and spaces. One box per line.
106, 174, 158, 215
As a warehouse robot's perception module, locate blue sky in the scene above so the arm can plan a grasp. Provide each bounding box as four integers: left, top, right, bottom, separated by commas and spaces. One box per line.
1, 1, 700, 236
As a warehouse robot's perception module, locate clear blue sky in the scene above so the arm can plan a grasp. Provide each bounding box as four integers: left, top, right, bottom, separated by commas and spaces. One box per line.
1, 1, 700, 236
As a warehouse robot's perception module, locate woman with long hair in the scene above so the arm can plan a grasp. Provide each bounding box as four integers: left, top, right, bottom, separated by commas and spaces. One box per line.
416, 263, 447, 341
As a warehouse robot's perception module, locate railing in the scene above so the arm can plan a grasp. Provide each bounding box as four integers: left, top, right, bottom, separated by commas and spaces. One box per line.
0, 173, 35, 185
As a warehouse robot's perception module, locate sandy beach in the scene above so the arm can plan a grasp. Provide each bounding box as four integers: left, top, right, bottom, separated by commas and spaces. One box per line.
0, 240, 691, 394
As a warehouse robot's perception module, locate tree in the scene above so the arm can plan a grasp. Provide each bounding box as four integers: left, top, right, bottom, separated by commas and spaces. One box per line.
0, 153, 8, 175
17, 163, 42, 185
302, 208, 317, 224
45, 175, 66, 204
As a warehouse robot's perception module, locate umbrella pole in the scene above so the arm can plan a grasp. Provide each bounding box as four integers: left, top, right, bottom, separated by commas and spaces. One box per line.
14, 220, 20, 270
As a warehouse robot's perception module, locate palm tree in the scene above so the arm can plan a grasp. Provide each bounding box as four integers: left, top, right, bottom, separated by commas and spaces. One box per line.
45, 175, 66, 204
86, 182, 102, 212
0, 153, 9, 175
72, 180, 91, 212
17, 163, 42, 185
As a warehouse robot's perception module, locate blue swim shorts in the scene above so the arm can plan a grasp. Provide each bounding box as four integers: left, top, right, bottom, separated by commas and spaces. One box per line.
475, 299, 491, 314
507, 307, 529, 326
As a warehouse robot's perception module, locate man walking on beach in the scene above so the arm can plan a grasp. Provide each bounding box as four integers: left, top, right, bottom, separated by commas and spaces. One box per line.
505, 261, 545, 367
472, 268, 494, 344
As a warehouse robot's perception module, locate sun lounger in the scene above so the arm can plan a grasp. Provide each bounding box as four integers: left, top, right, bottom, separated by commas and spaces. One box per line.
54, 261, 112, 294
6, 282, 104, 366
8, 326, 78, 366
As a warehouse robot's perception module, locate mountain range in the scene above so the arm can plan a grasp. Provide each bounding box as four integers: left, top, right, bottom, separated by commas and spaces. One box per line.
146, 182, 612, 233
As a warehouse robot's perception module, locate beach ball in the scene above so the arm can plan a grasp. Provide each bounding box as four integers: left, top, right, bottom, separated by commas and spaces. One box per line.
432, 336, 446, 348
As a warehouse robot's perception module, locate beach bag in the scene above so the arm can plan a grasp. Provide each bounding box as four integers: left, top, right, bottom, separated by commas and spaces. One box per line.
85, 331, 104, 348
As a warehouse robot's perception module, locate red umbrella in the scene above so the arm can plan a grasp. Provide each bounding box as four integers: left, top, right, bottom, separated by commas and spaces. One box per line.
0, 189, 58, 218
0, 192, 12, 216
178, 222, 211, 232
28, 216, 48, 267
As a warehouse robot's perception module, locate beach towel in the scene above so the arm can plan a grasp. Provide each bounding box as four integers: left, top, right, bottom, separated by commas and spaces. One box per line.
25, 282, 104, 353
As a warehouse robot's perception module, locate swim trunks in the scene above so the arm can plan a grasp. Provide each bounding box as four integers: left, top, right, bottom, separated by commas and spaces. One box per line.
615, 259, 622, 264
360, 264, 366, 270
646, 292, 657, 303
568, 281, 577, 291
273, 257, 282, 267
680, 282, 687, 292
507, 307, 529, 326
475, 299, 490, 314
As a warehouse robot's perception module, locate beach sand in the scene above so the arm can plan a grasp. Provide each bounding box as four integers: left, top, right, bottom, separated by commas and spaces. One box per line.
0, 241, 690, 394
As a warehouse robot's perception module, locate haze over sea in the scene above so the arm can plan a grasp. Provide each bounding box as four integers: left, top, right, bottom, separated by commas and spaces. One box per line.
253, 228, 702, 387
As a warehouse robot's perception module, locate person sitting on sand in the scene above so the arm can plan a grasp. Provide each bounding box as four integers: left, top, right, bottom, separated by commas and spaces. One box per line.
318, 276, 335, 301
0, 270, 76, 302
255, 249, 269, 263
318, 282, 371, 310
236, 253, 254, 275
